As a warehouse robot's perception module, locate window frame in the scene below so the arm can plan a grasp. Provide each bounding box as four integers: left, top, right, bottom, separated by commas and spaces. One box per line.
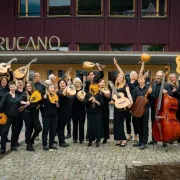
76, 0, 103, 16
47, 0, 71, 17
18, 0, 41, 17
142, 44, 165, 52
109, 0, 136, 17
78, 44, 100, 51
110, 44, 133, 51
141, 0, 168, 18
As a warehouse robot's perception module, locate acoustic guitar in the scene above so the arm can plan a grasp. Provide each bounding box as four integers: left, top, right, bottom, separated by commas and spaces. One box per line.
0, 58, 17, 74
77, 79, 86, 101
83, 61, 106, 71
0, 113, 7, 125
14, 58, 37, 79
18, 90, 42, 112
130, 78, 154, 118
108, 81, 130, 109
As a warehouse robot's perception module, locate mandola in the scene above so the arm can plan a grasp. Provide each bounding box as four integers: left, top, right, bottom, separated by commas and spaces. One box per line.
89, 83, 99, 96
77, 79, 86, 101
14, 58, 37, 79
83, 61, 106, 71
108, 81, 130, 109
176, 55, 180, 74
48, 92, 59, 104
101, 87, 110, 95
0, 113, 7, 125
19, 90, 42, 112
0, 58, 17, 74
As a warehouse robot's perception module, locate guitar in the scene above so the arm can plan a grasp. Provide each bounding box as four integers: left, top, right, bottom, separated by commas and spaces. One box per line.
18, 90, 42, 112
77, 79, 86, 101
108, 80, 131, 109
0, 58, 17, 74
130, 78, 155, 118
14, 58, 37, 79
83, 61, 106, 71
0, 113, 7, 125
176, 55, 180, 74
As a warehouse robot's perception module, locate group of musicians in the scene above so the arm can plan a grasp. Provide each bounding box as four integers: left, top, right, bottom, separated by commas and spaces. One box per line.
0, 57, 180, 154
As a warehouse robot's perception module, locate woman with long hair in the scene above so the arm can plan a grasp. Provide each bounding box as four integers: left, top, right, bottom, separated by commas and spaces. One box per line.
98, 79, 111, 144
113, 73, 133, 147
20, 81, 42, 151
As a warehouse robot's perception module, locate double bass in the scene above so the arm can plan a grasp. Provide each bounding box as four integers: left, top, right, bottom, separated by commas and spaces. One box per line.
153, 67, 180, 143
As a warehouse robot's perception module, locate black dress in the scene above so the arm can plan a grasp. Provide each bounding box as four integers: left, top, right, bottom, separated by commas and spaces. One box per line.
84, 92, 104, 141
114, 85, 128, 141
72, 89, 86, 141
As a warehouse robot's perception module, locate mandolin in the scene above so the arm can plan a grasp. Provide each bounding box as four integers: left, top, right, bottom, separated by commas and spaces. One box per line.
89, 83, 99, 108
77, 79, 86, 101
14, 58, 37, 79
19, 90, 42, 112
66, 72, 76, 96
83, 61, 106, 71
0, 113, 7, 125
0, 58, 17, 74
101, 87, 110, 95
108, 81, 130, 109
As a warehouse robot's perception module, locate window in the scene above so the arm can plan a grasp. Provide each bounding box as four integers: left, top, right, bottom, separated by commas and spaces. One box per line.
108, 71, 118, 85
47, 70, 53, 79
77, 0, 102, 15
110, 0, 135, 16
48, 0, 70, 16
76, 70, 87, 81
111, 44, 132, 51
58, 70, 65, 78
142, 0, 167, 16
18, 0, 40, 17
79, 44, 100, 51
29, 70, 35, 81
50, 44, 69, 51
142, 45, 164, 51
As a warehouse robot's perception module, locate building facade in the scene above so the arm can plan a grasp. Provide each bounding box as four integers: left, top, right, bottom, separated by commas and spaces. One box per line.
0, 0, 180, 81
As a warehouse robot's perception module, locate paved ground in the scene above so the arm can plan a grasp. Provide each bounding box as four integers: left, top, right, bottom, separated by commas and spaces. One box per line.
0, 133, 180, 180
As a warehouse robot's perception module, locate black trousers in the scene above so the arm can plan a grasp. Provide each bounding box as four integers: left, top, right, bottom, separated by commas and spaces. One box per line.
1, 116, 18, 150
102, 108, 110, 140
57, 119, 67, 144
66, 121, 71, 135
150, 106, 156, 141
73, 109, 85, 141
137, 113, 149, 145
126, 112, 138, 135
16, 113, 24, 144
23, 110, 42, 145
42, 114, 58, 147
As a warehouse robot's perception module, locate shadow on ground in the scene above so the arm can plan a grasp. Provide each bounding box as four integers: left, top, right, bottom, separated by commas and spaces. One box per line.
126, 163, 180, 180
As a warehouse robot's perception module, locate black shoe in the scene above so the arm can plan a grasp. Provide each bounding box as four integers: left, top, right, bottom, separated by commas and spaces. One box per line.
103, 139, 107, 144
0, 149, 6, 154
139, 144, 147, 150
65, 134, 71, 139
27, 144, 35, 151
43, 146, 49, 151
96, 141, 100, 147
120, 141, 127, 147
49, 145, 58, 149
53, 140, 58, 144
16, 143, 20, 147
59, 142, 69, 147
6, 138, 11, 142
148, 140, 157, 145
11, 146, 18, 151
73, 140, 77, 143
88, 141, 92, 147
133, 142, 142, 147
80, 140, 84, 144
